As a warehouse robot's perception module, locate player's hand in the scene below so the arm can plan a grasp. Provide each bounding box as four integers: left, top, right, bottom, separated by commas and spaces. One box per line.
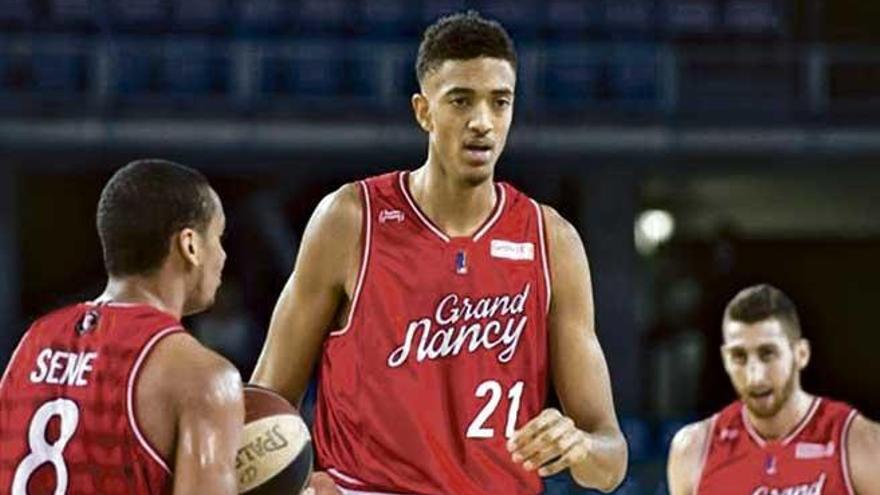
303, 471, 341, 495
507, 408, 590, 477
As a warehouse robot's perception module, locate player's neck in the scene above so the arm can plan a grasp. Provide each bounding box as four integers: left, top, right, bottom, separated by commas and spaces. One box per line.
409, 162, 497, 238
98, 276, 185, 320
746, 389, 815, 441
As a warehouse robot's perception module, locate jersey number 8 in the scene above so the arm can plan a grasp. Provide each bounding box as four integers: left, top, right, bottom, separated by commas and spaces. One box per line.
12, 398, 80, 495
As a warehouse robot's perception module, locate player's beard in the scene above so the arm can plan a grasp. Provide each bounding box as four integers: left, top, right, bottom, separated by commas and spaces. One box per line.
741, 359, 798, 419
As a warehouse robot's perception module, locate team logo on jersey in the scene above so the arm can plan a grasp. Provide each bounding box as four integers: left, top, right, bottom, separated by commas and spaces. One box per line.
795, 441, 835, 459
490, 240, 534, 261
76, 309, 100, 335
751, 473, 826, 495
379, 209, 405, 223
387, 283, 532, 368
765, 454, 778, 475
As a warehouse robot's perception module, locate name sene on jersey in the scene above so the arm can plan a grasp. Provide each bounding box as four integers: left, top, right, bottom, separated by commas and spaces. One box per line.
387, 283, 531, 368
28, 348, 98, 387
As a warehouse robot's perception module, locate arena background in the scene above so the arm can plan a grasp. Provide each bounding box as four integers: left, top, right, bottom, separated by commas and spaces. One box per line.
1, 0, 879, 493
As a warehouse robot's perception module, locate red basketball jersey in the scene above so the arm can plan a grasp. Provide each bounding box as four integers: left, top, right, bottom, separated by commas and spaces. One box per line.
314, 171, 552, 494
697, 397, 858, 495
0, 302, 183, 495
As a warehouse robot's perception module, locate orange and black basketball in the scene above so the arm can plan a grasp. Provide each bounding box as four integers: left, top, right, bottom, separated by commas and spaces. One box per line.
237, 384, 313, 494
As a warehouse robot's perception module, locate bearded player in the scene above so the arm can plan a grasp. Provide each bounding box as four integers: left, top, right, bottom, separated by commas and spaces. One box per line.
251, 11, 627, 494
0, 160, 243, 494
667, 284, 880, 494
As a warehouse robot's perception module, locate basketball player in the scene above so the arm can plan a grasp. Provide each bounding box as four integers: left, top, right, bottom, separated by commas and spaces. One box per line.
0, 160, 243, 494
251, 12, 627, 494
667, 284, 880, 494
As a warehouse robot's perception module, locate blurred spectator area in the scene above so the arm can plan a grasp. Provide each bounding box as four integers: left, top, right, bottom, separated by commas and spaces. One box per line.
0, 0, 877, 122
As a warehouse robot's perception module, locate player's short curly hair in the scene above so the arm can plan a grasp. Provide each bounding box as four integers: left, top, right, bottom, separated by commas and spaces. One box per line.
415, 10, 517, 85
97, 159, 216, 277
723, 284, 802, 340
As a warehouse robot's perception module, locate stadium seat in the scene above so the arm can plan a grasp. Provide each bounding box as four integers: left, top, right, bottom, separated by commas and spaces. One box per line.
162, 38, 227, 95
0, 0, 34, 31
605, 0, 656, 38
31, 50, 87, 93
620, 416, 654, 462
421, 0, 468, 26
475, 0, 540, 40
261, 41, 344, 97
47, 0, 97, 31
235, 0, 288, 36
542, 45, 601, 104
353, 0, 417, 38
660, 0, 719, 36
542, 0, 603, 40
723, 0, 781, 37
114, 43, 160, 95
170, 0, 230, 33
110, 0, 168, 32
608, 44, 658, 103
294, 0, 350, 36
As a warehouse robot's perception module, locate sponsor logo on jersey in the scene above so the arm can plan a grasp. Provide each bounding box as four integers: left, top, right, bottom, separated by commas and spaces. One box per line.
387, 283, 531, 368
379, 209, 405, 223
795, 442, 835, 459
751, 473, 826, 495
490, 239, 534, 261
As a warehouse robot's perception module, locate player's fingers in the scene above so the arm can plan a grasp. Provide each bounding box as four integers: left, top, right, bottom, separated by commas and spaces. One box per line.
525, 427, 582, 471
508, 408, 562, 451
537, 439, 588, 478
513, 416, 574, 465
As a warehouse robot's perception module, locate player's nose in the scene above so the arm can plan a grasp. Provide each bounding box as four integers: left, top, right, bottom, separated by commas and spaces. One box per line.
745, 358, 768, 385
467, 102, 493, 135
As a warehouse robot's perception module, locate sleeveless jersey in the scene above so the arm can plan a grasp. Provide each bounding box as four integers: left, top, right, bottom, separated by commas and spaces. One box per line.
0, 302, 183, 495
697, 397, 858, 495
314, 171, 552, 494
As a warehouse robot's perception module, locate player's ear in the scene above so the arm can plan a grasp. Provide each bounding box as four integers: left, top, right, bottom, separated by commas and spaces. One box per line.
412, 92, 432, 133
794, 338, 810, 370
177, 228, 200, 267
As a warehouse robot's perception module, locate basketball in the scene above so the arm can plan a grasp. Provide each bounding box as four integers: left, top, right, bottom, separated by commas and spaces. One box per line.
237, 384, 313, 495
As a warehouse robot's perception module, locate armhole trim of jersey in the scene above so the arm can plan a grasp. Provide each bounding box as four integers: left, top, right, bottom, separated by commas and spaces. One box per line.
531, 200, 552, 315
330, 180, 372, 337
693, 414, 718, 495
841, 409, 858, 495
126, 325, 184, 474
0, 328, 33, 390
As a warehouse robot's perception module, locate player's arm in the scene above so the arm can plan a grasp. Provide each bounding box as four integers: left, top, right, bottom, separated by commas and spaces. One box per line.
141, 333, 244, 495
250, 183, 362, 405
848, 414, 880, 495
508, 206, 627, 492
667, 420, 711, 495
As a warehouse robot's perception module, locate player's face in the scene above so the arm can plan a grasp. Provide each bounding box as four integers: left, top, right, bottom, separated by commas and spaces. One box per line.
184, 189, 227, 316
721, 318, 809, 418
413, 57, 515, 185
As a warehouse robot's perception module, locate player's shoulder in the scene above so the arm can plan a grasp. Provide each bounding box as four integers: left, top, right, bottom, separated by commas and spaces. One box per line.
147, 332, 242, 404
311, 181, 364, 232
670, 416, 715, 460
848, 412, 880, 454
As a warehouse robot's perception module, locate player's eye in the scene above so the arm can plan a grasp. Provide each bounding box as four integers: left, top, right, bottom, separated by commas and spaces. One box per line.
450, 97, 469, 107
730, 351, 747, 364
759, 348, 777, 361
495, 98, 511, 109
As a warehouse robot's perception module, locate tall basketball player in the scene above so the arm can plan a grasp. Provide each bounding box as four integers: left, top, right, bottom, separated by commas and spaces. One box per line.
251, 11, 627, 494
0, 160, 243, 494
667, 284, 880, 494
